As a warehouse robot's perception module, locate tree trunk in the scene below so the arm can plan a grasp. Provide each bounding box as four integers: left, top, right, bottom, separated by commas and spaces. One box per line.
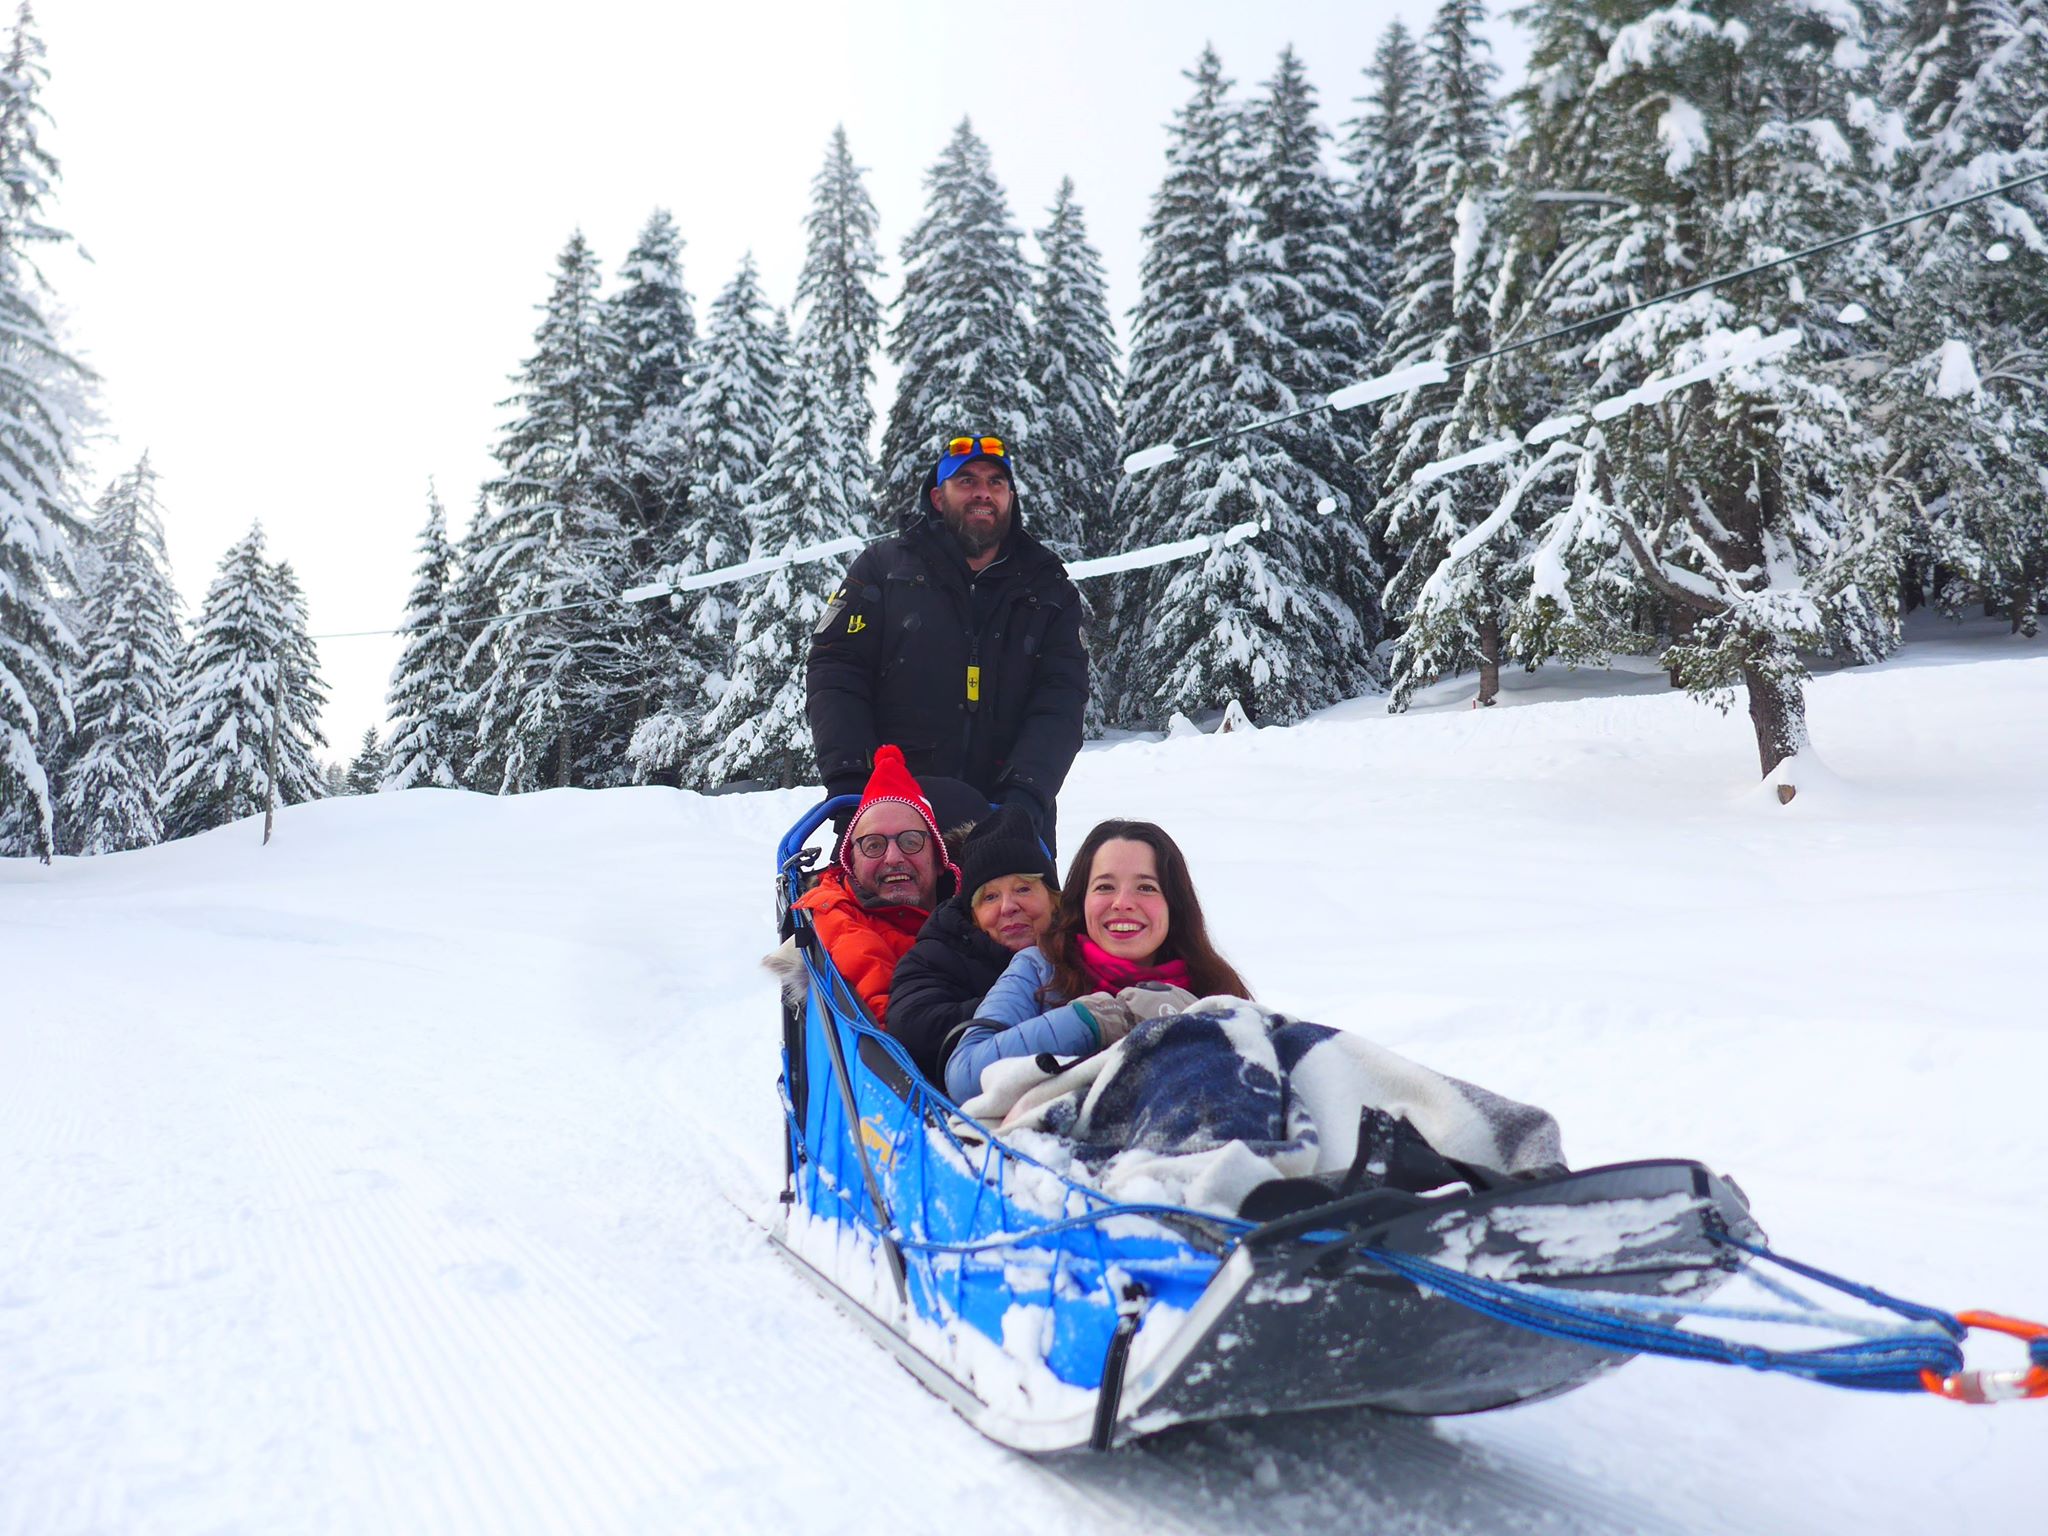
1476, 613, 1502, 707
555, 733, 572, 789
627, 692, 648, 782
1668, 608, 1696, 688
1740, 659, 1808, 790
263, 647, 283, 845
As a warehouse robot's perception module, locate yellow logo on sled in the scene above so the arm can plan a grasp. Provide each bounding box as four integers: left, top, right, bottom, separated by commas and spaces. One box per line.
859, 1114, 897, 1168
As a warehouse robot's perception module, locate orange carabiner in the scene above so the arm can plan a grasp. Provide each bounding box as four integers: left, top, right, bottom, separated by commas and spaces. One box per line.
1921, 1311, 2048, 1404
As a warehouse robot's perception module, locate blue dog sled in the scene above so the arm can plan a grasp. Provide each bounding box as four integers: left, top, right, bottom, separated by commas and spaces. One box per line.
770, 799, 2046, 1452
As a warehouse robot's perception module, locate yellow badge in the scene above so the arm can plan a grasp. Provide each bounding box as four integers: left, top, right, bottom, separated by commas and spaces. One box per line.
847, 613, 868, 635
966, 664, 981, 702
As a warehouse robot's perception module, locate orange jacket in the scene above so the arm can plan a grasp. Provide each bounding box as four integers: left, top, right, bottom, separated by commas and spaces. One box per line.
794, 866, 929, 1025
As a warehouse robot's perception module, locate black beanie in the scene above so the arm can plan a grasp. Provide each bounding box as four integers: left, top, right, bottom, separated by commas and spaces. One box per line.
954, 805, 1058, 908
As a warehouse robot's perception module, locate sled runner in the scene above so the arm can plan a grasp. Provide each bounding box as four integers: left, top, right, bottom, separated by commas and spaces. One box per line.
769, 799, 2047, 1452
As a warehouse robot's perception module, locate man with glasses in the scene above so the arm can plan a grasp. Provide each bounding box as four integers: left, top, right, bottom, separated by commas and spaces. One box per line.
808, 433, 1087, 853
791, 746, 964, 1024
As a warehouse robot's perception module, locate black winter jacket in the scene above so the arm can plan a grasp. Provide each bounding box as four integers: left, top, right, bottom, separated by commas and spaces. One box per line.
888, 900, 1019, 1087
806, 477, 1087, 839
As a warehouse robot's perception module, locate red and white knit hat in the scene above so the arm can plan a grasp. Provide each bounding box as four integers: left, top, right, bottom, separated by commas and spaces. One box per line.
839, 745, 963, 892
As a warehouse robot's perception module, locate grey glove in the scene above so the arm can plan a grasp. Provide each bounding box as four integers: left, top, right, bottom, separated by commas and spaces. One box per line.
1071, 991, 1138, 1047
1118, 983, 1198, 1022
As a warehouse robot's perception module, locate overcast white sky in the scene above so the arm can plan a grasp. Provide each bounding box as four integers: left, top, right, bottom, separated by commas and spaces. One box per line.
40, 0, 1527, 756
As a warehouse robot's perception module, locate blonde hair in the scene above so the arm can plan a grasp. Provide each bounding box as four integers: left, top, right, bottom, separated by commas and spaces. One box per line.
970, 872, 1059, 914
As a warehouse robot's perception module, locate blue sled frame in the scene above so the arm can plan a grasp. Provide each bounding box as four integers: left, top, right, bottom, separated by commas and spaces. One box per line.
773, 797, 1760, 1453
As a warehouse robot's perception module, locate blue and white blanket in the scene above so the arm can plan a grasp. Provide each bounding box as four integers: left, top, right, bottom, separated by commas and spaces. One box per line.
958, 997, 1565, 1216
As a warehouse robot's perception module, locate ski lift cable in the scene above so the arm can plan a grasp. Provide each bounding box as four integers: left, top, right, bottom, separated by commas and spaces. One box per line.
304, 521, 1262, 642
308, 593, 624, 642
1122, 164, 2048, 477
302, 539, 869, 641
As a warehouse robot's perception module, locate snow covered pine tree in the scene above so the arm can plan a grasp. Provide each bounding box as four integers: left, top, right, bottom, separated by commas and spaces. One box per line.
162, 526, 329, 839
604, 209, 700, 763
794, 127, 885, 467
57, 455, 181, 854
1240, 46, 1383, 681
1343, 19, 1426, 308
1368, 0, 1529, 710
382, 487, 464, 791
1108, 47, 1377, 728
0, 2, 91, 862
470, 231, 634, 791
1480, 0, 1909, 791
879, 120, 1038, 517
1024, 178, 1120, 565
627, 255, 788, 785
692, 343, 871, 789
344, 728, 385, 795
1877, 0, 2048, 633
681, 133, 887, 787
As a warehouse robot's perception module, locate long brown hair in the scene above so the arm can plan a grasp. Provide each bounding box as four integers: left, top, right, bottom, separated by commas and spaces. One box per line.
1042, 819, 1252, 1003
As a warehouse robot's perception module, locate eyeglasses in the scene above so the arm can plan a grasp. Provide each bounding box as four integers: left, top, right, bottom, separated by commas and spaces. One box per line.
852, 828, 929, 861
945, 435, 1006, 460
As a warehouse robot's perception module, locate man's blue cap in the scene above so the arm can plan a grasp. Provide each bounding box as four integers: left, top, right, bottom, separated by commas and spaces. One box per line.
935, 434, 1014, 487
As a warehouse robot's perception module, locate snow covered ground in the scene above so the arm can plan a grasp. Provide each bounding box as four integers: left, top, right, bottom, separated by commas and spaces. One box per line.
4, 621, 2043, 1535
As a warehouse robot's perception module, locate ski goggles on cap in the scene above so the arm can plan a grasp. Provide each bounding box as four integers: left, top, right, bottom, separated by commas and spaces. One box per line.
936, 435, 1011, 484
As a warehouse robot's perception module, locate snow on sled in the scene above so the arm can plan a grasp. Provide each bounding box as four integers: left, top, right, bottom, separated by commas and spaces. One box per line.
769, 798, 1767, 1452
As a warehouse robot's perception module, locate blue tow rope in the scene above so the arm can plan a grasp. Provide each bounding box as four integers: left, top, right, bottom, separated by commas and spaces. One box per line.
1359, 1232, 1967, 1393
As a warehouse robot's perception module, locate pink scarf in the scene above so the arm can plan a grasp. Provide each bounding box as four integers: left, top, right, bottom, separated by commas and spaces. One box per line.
1076, 936, 1193, 994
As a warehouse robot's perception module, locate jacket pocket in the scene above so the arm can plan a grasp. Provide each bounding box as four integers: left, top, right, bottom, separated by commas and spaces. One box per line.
1015, 593, 1059, 658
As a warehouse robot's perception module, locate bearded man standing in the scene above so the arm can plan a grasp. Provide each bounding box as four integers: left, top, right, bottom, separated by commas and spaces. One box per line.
807, 433, 1087, 853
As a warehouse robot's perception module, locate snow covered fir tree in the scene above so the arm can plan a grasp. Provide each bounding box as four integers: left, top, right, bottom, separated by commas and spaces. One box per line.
605, 209, 701, 757
381, 487, 464, 792
1364, 0, 1523, 711
161, 525, 329, 839
1237, 46, 1383, 677
686, 350, 870, 789
625, 254, 789, 783
343, 727, 385, 795
1463, 0, 1909, 784
1876, 0, 2048, 635
1101, 47, 1381, 729
794, 127, 884, 465
1343, 19, 1424, 307
56, 455, 181, 854
879, 120, 1039, 517
468, 231, 634, 793
0, 2, 91, 862
1024, 178, 1119, 563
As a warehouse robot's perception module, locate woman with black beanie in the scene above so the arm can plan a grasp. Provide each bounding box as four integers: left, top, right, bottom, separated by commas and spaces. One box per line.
888, 806, 1059, 1087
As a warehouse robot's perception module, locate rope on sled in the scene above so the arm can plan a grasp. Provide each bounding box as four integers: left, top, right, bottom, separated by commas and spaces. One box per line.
890, 1202, 1249, 1256
1354, 1231, 2048, 1400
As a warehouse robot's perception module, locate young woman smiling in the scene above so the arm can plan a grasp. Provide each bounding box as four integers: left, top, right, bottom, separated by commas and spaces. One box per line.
941, 820, 1251, 1103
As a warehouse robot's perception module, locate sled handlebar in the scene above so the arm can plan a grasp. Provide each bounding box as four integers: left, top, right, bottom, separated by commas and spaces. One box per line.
778, 796, 861, 875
